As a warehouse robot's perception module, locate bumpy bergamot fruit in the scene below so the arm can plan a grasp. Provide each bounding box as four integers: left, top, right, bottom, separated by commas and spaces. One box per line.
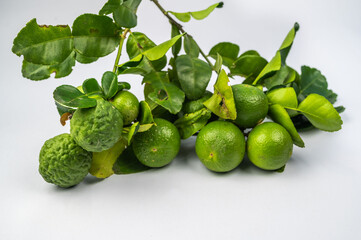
70, 98, 123, 152
39, 133, 92, 188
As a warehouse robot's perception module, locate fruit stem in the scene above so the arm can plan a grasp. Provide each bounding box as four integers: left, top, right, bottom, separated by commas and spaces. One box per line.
113, 28, 130, 73
150, 0, 214, 69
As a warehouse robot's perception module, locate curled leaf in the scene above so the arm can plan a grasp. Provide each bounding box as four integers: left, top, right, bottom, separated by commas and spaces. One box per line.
174, 108, 211, 139
53, 85, 97, 108
169, 2, 223, 22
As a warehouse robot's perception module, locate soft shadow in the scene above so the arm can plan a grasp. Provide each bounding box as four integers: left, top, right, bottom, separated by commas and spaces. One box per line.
83, 175, 105, 185
175, 137, 197, 166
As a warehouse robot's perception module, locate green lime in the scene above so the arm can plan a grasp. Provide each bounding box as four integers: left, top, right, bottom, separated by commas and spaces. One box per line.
132, 118, 181, 167
247, 122, 293, 170
182, 91, 213, 114
110, 91, 140, 126
39, 133, 92, 188
70, 98, 123, 152
232, 84, 268, 128
195, 121, 246, 172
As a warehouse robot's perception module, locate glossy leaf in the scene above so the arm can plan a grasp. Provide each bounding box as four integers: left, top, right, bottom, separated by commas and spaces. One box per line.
230, 54, 267, 82
53, 85, 97, 108
139, 101, 154, 124
253, 23, 299, 84
264, 66, 299, 90
118, 82, 131, 91
174, 108, 212, 139
171, 24, 182, 56
169, 2, 223, 22
99, 0, 123, 15
127, 122, 140, 145
75, 51, 98, 64
90, 137, 128, 178
21, 51, 76, 80
209, 42, 240, 67
113, 0, 142, 28
113, 147, 150, 174
12, 18, 73, 65
101, 71, 118, 99
175, 55, 212, 100
298, 66, 330, 101
294, 94, 343, 132
82, 78, 102, 96
203, 69, 237, 120
266, 87, 298, 109
143, 72, 185, 114
268, 104, 305, 147
184, 35, 199, 58
72, 14, 119, 58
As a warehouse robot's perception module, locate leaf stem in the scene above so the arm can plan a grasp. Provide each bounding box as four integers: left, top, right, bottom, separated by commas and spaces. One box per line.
150, 0, 214, 68
113, 28, 130, 73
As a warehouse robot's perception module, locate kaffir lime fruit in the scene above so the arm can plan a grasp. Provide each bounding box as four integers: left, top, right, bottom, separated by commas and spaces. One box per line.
182, 90, 213, 114
195, 121, 246, 172
232, 84, 268, 128
110, 90, 139, 125
70, 98, 123, 152
39, 133, 92, 188
247, 122, 293, 170
132, 118, 181, 167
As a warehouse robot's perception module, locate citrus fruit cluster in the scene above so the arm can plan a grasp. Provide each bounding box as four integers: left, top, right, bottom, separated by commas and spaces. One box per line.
11, 0, 344, 188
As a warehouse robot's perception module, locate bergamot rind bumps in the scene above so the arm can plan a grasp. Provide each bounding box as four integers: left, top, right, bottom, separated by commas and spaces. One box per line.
70, 98, 123, 152
39, 133, 92, 188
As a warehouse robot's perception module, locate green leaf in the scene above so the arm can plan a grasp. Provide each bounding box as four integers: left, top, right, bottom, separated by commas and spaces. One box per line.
175, 55, 212, 100
127, 122, 140, 145
268, 104, 305, 147
209, 42, 240, 67
203, 69, 237, 120
169, 2, 223, 22
142, 33, 184, 61
174, 108, 212, 139
12, 18, 73, 65
266, 87, 298, 109
21, 51, 76, 80
99, 0, 123, 15
118, 82, 131, 91
214, 53, 223, 74
294, 94, 343, 132
72, 14, 119, 58
143, 72, 185, 114
171, 24, 182, 56
53, 85, 97, 108
230, 54, 267, 81
139, 101, 154, 124
335, 106, 345, 113
184, 35, 199, 58
113, 0, 142, 28
55, 102, 75, 116
253, 23, 299, 84
82, 78, 103, 96
113, 147, 150, 174
298, 66, 329, 101
90, 137, 128, 178
101, 71, 118, 99
75, 51, 98, 64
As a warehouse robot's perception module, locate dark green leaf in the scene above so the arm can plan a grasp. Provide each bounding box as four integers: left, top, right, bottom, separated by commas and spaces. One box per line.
101, 71, 118, 99
335, 106, 345, 113
53, 85, 97, 108
253, 23, 299, 84
99, 0, 123, 15
298, 66, 329, 102
268, 104, 305, 147
118, 82, 131, 91
12, 18, 73, 65
293, 94, 343, 132
203, 69, 237, 120
21, 51, 76, 80
174, 108, 212, 139
230, 54, 267, 82
171, 24, 182, 56
209, 42, 240, 67
72, 14, 119, 58
113, 0, 142, 28
75, 51, 98, 64
175, 55, 212, 100
113, 147, 150, 174
82, 78, 103, 96
55, 102, 75, 116
143, 72, 185, 114
184, 35, 199, 58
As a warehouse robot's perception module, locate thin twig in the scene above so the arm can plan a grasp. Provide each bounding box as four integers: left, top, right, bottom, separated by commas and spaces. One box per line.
113, 28, 130, 73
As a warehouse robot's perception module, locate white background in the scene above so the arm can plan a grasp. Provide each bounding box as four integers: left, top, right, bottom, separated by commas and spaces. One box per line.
1, 0, 361, 239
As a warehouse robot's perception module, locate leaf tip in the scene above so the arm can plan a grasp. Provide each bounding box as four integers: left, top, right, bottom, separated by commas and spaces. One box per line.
217, 2, 224, 8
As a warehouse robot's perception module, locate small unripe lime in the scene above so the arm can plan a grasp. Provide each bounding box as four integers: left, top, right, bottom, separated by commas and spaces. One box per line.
247, 122, 293, 170
110, 91, 139, 125
195, 121, 246, 172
